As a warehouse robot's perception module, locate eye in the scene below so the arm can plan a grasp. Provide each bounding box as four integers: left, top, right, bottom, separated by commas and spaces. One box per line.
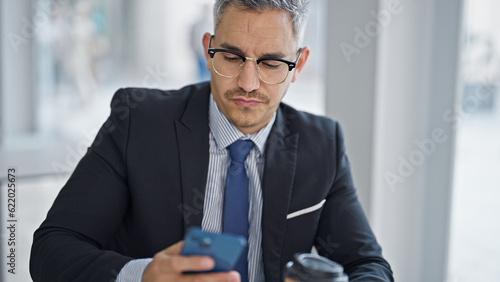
223, 54, 241, 62
261, 61, 281, 69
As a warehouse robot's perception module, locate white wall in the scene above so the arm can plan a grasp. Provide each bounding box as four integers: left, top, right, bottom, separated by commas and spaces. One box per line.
325, 0, 379, 215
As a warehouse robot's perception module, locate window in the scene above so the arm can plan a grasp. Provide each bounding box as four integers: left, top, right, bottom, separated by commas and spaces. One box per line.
0, 1, 326, 281
448, 0, 500, 280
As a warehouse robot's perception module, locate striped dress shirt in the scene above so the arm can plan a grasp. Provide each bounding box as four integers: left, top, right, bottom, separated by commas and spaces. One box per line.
202, 94, 275, 282
116, 94, 275, 281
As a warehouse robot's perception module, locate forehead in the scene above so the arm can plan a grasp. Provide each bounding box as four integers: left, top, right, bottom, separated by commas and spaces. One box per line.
215, 5, 296, 54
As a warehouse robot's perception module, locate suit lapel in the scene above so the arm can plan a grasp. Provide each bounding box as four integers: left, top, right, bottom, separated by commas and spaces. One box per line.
175, 88, 299, 280
261, 106, 299, 281
175, 83, 211, 232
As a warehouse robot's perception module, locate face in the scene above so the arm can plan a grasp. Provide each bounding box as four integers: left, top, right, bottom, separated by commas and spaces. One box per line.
203, 5, 310, 134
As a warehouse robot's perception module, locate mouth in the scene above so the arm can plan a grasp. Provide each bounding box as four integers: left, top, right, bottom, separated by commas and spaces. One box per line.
232, 98, 262, 108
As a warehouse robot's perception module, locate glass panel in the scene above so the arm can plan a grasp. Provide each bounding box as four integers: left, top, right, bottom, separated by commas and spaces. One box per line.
0, 1, 326, 281
448, 0, 500, 281
282, 0, 325, 115
1, 174, 70, 282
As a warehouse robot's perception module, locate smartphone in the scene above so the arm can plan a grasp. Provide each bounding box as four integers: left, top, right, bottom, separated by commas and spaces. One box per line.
180, 227, 247, 272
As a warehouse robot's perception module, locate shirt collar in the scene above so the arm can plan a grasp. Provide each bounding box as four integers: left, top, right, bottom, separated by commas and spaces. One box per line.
209, 93, 276, 154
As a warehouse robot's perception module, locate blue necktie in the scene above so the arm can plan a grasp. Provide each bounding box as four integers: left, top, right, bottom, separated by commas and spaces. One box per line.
223, 140, 254, 282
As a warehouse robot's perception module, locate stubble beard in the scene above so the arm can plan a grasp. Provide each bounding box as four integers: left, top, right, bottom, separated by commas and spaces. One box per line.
224, 88, 271, 129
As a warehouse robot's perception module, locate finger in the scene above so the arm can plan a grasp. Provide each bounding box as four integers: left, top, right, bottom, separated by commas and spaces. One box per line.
164, 240, 184, 255
158, 254, 215, 273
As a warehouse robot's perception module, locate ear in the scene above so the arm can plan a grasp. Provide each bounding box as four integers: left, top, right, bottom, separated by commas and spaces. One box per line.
202, 33, 212, 71
291, 46, 310, 83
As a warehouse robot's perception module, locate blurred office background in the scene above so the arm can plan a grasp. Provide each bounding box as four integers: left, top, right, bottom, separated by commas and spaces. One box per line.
0, 0, 498, 281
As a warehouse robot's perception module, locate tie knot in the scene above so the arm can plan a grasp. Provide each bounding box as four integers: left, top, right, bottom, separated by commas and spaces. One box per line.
228, 140, 254, 163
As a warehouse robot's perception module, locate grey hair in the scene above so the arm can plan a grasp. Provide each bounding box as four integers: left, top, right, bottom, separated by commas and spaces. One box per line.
213, 0, 310, 46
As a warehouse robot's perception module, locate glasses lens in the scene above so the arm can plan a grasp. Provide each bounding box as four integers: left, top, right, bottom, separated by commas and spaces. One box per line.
212, 51, 291, 84
257, 60, 289, 84
213, 51, 244, 78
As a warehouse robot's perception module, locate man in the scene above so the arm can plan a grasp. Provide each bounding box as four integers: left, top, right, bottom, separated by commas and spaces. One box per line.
30, 1, 393, 281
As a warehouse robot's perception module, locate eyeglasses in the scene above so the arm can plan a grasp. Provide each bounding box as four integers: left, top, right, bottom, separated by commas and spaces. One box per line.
207, 35, 303, 85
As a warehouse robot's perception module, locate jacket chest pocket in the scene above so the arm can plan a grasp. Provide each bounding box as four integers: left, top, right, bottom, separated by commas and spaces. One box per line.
280, 199, 326, 269
284, 199, 326, 242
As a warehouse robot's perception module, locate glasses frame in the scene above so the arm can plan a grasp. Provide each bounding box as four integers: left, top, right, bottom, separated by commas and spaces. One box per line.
207, 35, 303, 85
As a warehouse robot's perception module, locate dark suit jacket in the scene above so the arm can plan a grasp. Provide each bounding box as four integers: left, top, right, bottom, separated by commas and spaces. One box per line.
30, 82, 393, 281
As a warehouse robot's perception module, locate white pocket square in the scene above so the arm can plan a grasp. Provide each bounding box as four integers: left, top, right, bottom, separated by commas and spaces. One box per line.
286, 199, 326, 219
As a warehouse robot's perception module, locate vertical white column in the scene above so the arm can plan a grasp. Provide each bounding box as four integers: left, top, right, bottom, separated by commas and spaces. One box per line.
132, 0, 169, 85
0, 0, 4, 143
325, 0, 463, 281
1, 0, 36, 140
325, 0, 380, 214
371, 0, 463, 281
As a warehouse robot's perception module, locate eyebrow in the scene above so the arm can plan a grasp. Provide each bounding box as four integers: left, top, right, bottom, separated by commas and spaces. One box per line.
219, 42, 287, 59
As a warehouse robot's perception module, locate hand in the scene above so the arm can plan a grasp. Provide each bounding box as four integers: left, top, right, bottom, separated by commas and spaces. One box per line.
142, 241, 241, 282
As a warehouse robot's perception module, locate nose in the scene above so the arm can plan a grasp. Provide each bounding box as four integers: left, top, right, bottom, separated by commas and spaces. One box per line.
237, 59, 260, 93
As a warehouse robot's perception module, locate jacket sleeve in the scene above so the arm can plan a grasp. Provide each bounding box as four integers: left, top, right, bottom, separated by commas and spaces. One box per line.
30, 89, 134, 282
315, 123, 394, 282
